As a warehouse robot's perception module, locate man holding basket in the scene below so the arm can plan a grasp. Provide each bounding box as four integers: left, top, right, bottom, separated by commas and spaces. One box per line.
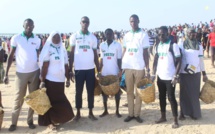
98, 28, 122, 118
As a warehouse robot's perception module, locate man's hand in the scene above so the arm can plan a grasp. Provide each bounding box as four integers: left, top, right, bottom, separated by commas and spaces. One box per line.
70, 72, 74, 83
66, 80, 70, 87
118, 71, 122, 78
150, 75, 156, 82
3, 76, 9, 84
146, 72, 150, 79
96, 72, 102, 79
203, 75, 208, 82
171, 77, 178, 87
39, 82, 45, 89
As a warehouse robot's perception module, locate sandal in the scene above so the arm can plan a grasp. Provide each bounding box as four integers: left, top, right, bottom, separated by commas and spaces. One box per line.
48, 124, 57, 131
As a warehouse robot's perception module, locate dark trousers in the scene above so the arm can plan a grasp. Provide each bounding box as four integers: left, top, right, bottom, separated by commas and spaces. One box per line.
157, 76, 178, 117
75, 69, 95, 109
102, 90, 121, 103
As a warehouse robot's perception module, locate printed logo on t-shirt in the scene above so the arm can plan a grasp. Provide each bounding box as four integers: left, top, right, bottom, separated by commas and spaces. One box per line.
31, 42, 36, 45
104, 53, 115, 60
158, 52, 167, 59
79, 45, 90, 52
49, 52, 55, 56
128, 48, 138, 56
55, 56, 60, 60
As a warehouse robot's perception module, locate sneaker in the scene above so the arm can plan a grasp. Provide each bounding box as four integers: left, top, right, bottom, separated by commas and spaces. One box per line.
28, 123, 36, 129
124, 116, 134, 122
134, 116, 143, 123
8, 124, 16, 131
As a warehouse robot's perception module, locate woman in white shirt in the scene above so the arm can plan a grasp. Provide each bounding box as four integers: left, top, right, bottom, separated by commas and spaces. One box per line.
39, 31, 74, 130
179, 28, 208, 120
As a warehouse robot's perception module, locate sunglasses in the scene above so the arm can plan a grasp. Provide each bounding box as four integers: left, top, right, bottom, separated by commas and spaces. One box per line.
82, 21, 89, 24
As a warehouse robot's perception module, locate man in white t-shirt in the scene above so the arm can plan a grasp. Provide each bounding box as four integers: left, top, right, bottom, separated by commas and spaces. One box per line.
3, 19, 41, 131
69, 16, 100, 121
122, 14, 150, 123
152, 26, 181, 128
99, 28, 122, 118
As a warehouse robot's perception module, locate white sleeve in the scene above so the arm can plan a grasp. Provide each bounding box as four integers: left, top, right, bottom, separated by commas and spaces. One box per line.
199, 45, 205, 71
36, 38, 41, 50
142, 33, 150, 49
10, 35, 17, 48
198, 45, 204, 57
199, 57, 205, 71
92, 35, 97, 50
117, 43, 122, 59
123, 35, 127, 48
43, 51, 50, 62
70, 34, 76, 47
177, 42, 183, 49
173, 43, 181, 58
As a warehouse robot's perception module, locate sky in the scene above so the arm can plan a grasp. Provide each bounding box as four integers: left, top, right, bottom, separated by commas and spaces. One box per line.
0, 0, 214, 34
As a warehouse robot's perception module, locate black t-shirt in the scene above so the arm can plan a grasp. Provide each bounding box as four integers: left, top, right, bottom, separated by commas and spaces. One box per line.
203, 32, 209, 43
196, 33, 202, 42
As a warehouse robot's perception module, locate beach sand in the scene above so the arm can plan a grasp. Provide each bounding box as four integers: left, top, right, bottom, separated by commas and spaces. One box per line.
0, 57, 215, 134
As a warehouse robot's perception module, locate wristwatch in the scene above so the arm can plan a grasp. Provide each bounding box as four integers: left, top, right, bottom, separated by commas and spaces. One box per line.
174, 74, 179, 79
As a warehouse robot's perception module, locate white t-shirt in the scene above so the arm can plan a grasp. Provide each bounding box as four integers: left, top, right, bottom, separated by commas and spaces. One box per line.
100, 41, 122, 76
178, 42, 203, 74
122, 29, 150, 70
11, 33, 41, 73
70, 31, 97, 70
156, 41, 181, 80
43, 44, 68, 82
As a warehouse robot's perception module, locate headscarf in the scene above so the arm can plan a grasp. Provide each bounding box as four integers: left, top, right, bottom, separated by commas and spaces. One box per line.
183, 28, 199, 50
39, 31, 66, 76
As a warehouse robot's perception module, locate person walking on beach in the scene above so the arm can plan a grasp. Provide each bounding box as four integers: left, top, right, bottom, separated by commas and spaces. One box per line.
122, 14, 150, 123
3, 19, 41, 131
99, 28, 122, 118
69, 16, 100, 121
207, 26, 215, 67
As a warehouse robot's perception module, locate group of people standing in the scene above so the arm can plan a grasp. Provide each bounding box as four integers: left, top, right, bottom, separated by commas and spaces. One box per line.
0, 14, 211, 132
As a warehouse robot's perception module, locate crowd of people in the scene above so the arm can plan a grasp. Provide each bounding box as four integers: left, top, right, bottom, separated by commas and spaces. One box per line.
0, 15, 214, 132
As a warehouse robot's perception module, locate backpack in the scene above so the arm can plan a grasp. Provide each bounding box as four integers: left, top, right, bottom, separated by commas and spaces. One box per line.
154, 41, 182, 68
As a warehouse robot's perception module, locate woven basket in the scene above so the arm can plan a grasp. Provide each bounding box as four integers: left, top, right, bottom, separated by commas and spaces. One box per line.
24, 88, 52, 115
94, 78, 102, 96
200, 80, 215, 104
137, 78, 155, 104
0, 109, 4, 130
99, 75, 119, 96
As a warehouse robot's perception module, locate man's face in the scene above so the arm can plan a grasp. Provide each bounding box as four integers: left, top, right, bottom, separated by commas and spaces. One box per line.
129, 17, 139, 30
23, 21, 34, 34
105, 30, 114, 41
80, 17, 90, 30
158, 29, 168, 43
